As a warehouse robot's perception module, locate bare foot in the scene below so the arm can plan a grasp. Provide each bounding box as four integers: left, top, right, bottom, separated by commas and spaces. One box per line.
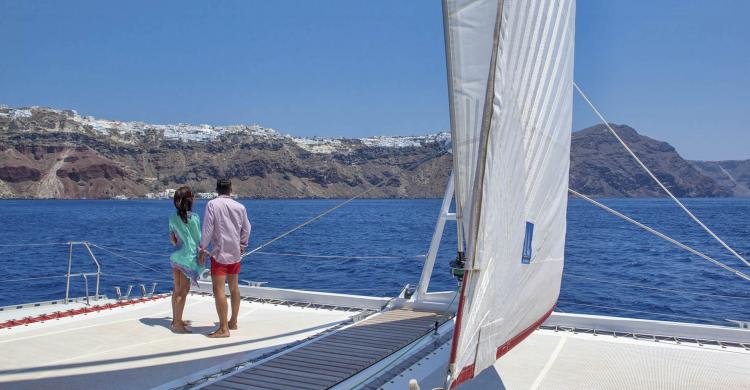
171, 324, 192, 334
172, 320, 192, 327
228, 322, 238, 330
208, 328, 230, 338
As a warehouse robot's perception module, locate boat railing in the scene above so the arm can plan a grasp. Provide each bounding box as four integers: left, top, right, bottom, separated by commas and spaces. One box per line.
64, 241, 101, 304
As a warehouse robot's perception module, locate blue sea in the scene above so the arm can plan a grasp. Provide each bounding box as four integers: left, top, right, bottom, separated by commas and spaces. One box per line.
1, 198, 748, 326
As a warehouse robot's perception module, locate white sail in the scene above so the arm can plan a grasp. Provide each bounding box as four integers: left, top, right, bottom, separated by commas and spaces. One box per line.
446, 0, 576, 387
442, 0, 499, 236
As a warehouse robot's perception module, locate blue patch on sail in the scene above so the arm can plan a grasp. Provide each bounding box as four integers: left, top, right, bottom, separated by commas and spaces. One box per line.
521, 222, 534, 264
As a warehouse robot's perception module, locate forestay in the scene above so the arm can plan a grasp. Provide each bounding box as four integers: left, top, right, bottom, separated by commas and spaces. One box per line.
444, 0, 576, 387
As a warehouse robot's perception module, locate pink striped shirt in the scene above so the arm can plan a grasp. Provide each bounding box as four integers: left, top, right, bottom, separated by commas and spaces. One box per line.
199, 196, 251, 264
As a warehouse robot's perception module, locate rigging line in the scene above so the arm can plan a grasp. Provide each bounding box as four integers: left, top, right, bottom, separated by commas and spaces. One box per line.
569, 189, 750, 282
564, 273, 750, 300
0, 242, 70, 247
92, 244, 170, 258
573, 82, 750, 269
90, 244, 425, 261
0, 274, 67, 283
89, 244, 165, 273
100, 272, 174, 285
557, 300, 718, 324
241, 179, 391, 259
253, 251, 426, 260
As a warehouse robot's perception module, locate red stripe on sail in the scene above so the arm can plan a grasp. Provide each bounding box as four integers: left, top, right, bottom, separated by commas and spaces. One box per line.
450, 304, 556, 389
448, 272, 470, 369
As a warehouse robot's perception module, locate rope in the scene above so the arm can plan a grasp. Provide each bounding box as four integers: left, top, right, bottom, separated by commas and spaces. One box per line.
254, 251, 426, 260
574, 82, 750, 269
557, 300, 718, 323
0, 242, 70, 247
0, 274, 67, 283
101, 272, 174, 285
565, 273, 750, 300
92, 244, 169, 258
90, 244, 424, 261
569, 189, 750, 282
241, 180, 391, 258
89, 244, 165, 273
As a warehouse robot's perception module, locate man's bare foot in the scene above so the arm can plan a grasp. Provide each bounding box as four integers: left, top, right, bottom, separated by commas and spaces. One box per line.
172, 319, 192, 327
207, 328, 230, 338
171, 324, 191, 334
228, 321, 238, 330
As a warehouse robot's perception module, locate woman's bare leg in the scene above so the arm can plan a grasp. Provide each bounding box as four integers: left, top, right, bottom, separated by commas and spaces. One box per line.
171, 268, 180, 326
171, 269, 189, 333
176, 273, 191, 330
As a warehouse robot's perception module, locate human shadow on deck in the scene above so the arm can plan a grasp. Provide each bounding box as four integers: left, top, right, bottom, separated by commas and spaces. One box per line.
139, 316, 218, 333
0, 319, 345, 376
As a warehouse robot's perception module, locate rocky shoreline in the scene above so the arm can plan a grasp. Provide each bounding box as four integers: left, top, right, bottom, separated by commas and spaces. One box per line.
0, 105, 746, 199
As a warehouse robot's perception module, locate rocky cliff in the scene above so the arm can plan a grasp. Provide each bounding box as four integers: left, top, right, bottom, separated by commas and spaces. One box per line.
0, 106, 451, 199
689, 160, 750, 197
570, 124, 731, 197
0, 105, 739, 199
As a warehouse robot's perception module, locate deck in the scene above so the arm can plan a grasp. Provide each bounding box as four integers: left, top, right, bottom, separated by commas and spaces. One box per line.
203, 309, 451, 390
0, 292, 361, 389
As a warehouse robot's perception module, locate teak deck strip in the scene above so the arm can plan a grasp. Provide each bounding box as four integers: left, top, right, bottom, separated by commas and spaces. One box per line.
205, 309, 450, 390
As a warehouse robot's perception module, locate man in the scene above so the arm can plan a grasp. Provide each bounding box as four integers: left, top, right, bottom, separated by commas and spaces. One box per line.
199, 178, 250, 338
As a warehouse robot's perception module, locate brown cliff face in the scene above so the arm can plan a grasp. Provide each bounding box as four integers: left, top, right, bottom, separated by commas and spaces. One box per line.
0, 106, 736, 199
690, 160, 750, 197
0, 106, 451, 199
569, 124, 730, 197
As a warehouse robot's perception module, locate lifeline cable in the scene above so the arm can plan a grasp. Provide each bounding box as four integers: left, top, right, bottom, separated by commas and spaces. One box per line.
569, 188, 750, 282
574, 82, 750, 268
557, 300, 718, 324
89, 244, 165, 273
91, 244, 426, 261
565, 273, 750, 300
239, 137, 456, 259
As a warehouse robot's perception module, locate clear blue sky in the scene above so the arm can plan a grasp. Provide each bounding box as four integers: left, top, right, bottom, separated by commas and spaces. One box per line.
1, 0, 748, 160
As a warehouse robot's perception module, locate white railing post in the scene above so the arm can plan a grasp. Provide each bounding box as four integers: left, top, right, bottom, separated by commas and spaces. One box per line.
64, 241, 73, 303
414, 173, 455, 300
83, 242, 101, 300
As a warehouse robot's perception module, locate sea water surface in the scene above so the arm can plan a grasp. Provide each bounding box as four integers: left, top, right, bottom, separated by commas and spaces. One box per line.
0, 198, 748, 326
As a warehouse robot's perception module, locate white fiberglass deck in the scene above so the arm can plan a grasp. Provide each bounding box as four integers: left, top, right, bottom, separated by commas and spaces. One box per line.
491, 328, 750, 389
0, 292, 357, 389
383, 316, 750, 390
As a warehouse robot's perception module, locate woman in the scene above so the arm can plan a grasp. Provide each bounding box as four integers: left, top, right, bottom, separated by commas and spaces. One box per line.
168, 186, 204, 333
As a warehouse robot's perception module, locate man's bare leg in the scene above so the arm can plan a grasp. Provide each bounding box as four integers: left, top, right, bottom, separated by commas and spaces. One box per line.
227, 274, 240, 330
209, 274, 230, 338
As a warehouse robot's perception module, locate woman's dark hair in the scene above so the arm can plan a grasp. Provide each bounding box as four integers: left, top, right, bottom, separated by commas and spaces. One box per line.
173, 186, 194, 223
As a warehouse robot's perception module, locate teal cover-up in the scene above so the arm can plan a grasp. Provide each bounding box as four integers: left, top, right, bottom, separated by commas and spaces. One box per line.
169, 212, 204, 287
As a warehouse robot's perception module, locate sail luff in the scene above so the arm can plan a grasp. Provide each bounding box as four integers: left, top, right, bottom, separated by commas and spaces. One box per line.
442, 0, 463, 224
465, 0, 505, 271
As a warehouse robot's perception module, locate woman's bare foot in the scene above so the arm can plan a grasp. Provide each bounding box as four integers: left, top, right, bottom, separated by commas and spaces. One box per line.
171, 324, 191, 334
207, 328, 230, 338
228, 321, 238, 330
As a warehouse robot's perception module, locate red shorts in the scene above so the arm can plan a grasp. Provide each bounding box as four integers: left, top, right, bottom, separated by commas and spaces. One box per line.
210, 258, 241, 276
